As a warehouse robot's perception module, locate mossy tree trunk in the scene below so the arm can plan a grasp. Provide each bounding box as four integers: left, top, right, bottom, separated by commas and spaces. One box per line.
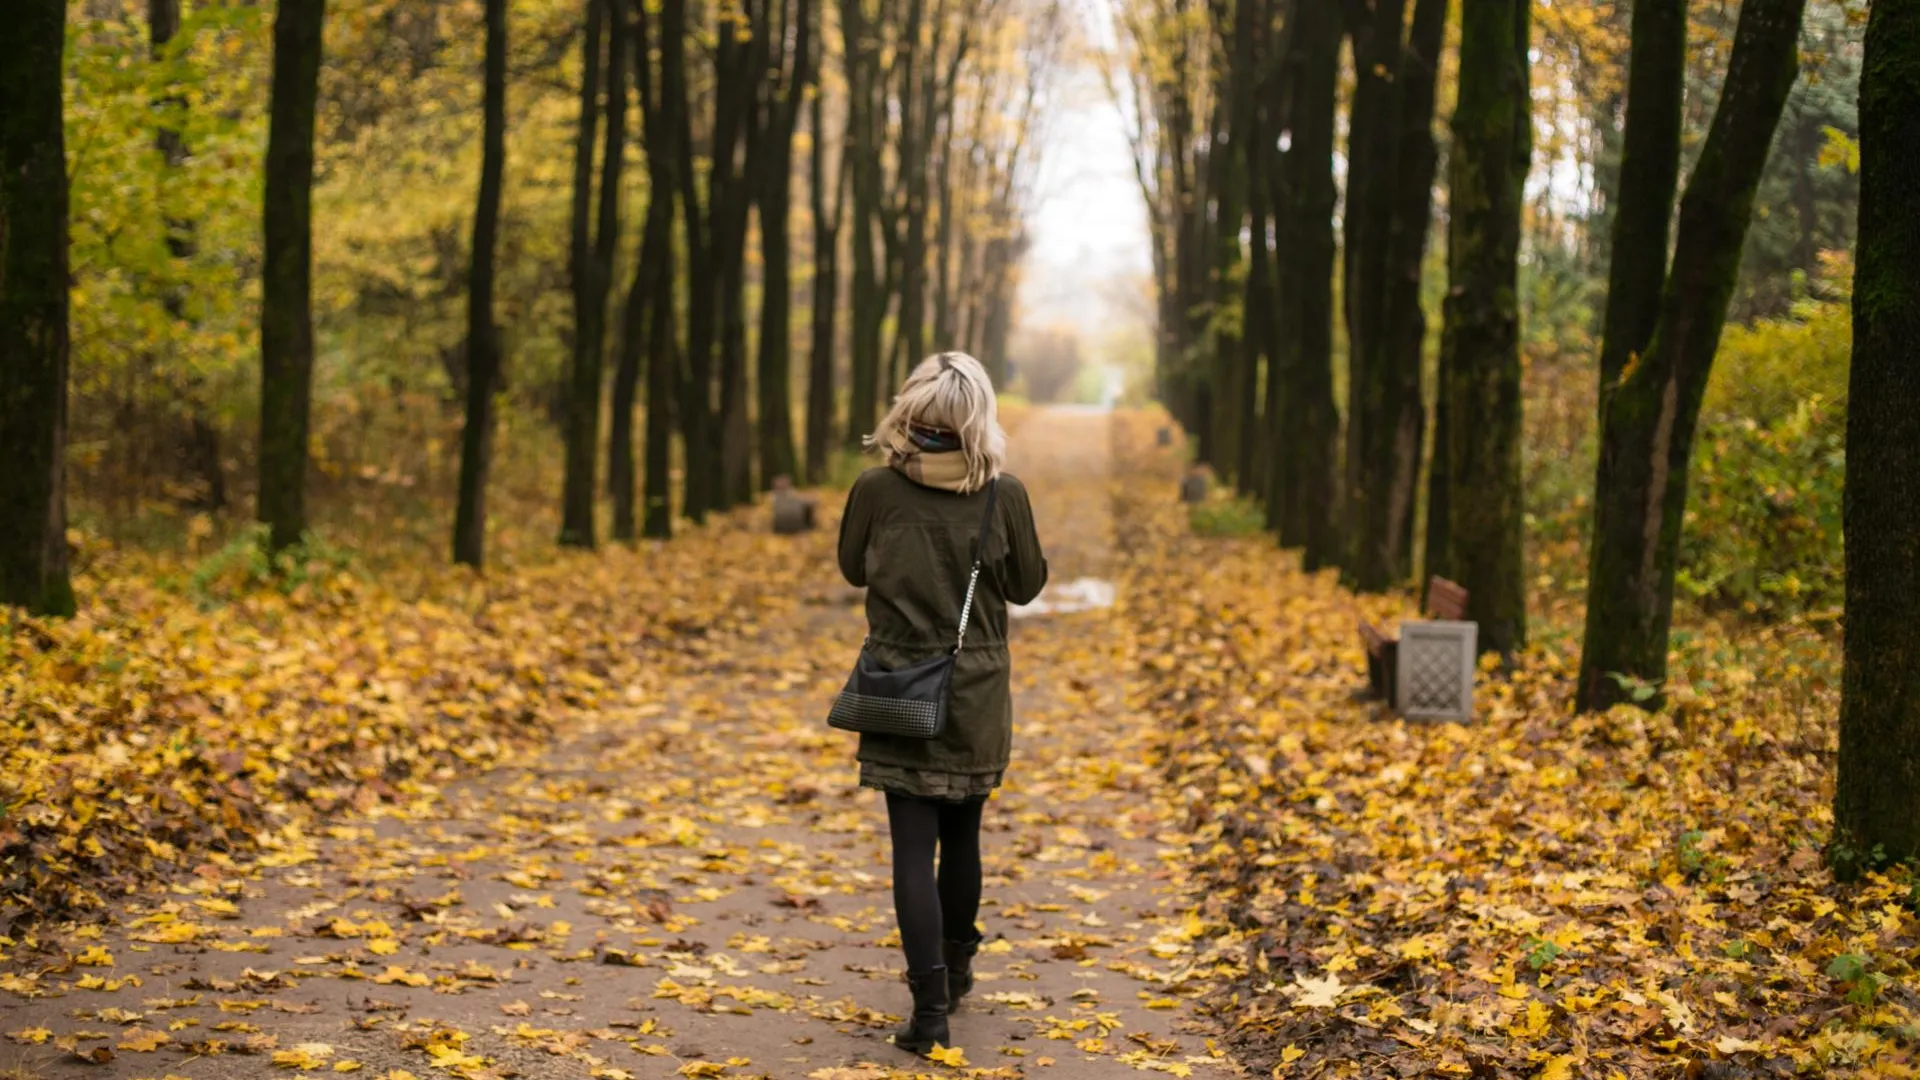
0, 0, 76, 617
1436, 0, 1530, 657
1834, 0, 1920, 873
453, 0, 507, 566
1575, 0, 1806, 707
1569, 0, 1686, 709
259, 0, 326, 553
1268, 0, 1342, 572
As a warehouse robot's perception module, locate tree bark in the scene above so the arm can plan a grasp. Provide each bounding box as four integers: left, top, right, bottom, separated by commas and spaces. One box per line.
259, 0, 327, 552
713, 0, 769, 508
844, 0, 885, 447
895, 0, 935, 371
1575, 0, 1806, 707
0, 0, 76, 616
1570, 0, 1687, 709
756, 0, 813, 490
562, 0, 614, 547
804, 68, 845, 484
664, 0, 714, 521
454, 0, 508, 567
1375, 0, 1445, 579
1230, 0, 1266, 496
1340, 0, 1409, 590
1834, 0, 1920, 873
612, 0, 661, 542
1436, 0, 1530, 656
1269, 0, 1341, 571
637, 0, 678, 541
1205, 82, 1243, 483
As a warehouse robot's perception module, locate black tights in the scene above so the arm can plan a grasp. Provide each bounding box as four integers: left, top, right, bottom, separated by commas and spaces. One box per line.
884, 793, 986, 972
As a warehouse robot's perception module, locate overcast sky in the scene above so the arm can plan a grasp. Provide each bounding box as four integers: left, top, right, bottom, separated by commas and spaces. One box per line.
1016, 7, 1154, 344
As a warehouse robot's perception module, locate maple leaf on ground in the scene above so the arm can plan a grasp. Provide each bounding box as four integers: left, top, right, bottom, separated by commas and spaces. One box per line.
1290, 974, 1344, 1009
926, 1043, 969, 1066
1534, 1055, 1580, 1080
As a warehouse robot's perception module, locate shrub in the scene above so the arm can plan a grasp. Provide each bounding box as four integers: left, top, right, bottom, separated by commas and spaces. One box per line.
1679, 396, 1845, 619
1189, 496, 1266, 538
1680, 259, 1848, 620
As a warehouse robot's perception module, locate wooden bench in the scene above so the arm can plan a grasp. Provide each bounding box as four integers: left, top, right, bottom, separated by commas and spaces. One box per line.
1360, 576, 1468, 706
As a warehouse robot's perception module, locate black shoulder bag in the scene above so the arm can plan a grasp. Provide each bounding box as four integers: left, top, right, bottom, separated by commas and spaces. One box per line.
827, 478, 999, 739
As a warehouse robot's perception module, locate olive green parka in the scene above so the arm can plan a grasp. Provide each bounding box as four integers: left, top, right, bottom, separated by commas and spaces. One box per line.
836, 467, 1048, 798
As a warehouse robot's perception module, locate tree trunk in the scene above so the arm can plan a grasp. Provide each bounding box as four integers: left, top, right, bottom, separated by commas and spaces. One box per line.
844, 0, 884, 447
1436, 0, 1530, 656
562, 0, 613, 547
1575, 0, 1806, 707
895, 0, 933, 371
1207, 115, 1242, 482
1834, 0, 1920, 873
756, 0, 812, 490
454, 0, 508, 567
1570, 0, 1686, 709
259, 0, 327, 552
710, 0, 760, 510
664, 0, 713, 522
716, 219, 755, 507
805, 79, 844, 484
612, 0, 662, 542
638, 0, 678, 541
1229, 0, 1264, 496
1270, 0, 1341, 571
1376, 0, 1445, 579
1422, 379, 1450, 582
0, 0, 75, 616
1341, 0, 1409, 590
931, 102, 960, 349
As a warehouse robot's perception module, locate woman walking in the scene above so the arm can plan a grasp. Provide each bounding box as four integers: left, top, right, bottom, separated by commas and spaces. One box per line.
835, 352, 1048, 1055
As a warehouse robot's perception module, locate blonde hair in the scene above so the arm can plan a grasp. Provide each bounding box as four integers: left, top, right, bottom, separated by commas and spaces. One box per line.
867, 351, 1008, 493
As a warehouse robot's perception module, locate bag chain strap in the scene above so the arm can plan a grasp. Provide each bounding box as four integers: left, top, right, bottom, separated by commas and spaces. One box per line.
954, 478, 1000, 654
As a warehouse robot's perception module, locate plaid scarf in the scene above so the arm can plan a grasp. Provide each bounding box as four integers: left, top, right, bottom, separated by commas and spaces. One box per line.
888, 425, 972, 492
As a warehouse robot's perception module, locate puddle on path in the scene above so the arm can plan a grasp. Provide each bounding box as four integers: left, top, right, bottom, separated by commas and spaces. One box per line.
1011, 576, 1116, 618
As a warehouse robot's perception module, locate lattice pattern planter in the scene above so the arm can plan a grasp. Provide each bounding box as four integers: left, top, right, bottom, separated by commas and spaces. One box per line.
1394, 620, 1478, 722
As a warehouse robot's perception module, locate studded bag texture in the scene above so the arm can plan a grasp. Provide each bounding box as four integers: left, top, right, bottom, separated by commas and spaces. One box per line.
828, 479, 999, 740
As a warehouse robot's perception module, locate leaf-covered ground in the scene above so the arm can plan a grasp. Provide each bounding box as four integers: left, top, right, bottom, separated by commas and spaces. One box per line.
0, 498, 832, 922
2, 410, 1239, 1080
3, 409, 1908, 1080
1109, 413, 1915, 1079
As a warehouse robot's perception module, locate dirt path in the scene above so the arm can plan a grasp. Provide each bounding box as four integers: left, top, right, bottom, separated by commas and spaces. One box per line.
2, 409, 1241, 1080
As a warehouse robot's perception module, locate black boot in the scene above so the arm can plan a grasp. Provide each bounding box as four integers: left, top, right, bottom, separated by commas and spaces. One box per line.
892, 966, 951, 1055
944, 935, 982, 1005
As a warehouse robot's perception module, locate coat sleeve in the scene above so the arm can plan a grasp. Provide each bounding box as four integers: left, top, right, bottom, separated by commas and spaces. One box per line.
837, 474, 872, 587
1002, 478, 1049, 605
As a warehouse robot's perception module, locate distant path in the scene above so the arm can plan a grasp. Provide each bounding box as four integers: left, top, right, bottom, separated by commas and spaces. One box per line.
2, 409, 1242, 1080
